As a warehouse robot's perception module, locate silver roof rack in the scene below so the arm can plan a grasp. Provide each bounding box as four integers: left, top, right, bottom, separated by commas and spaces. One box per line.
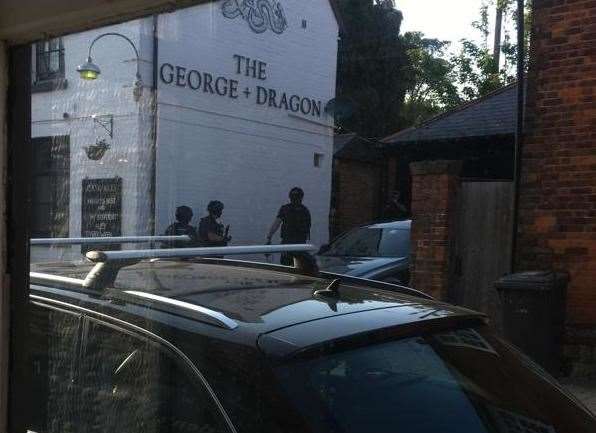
29, 273, 240, 330
30, 235, 191, 246
114, 290, 239, 330
83, 244, 318, 290
31, 243, 317, 330
30, 272, 86, 290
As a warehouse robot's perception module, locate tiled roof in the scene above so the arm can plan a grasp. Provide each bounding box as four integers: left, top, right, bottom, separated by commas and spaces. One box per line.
383, 82, 517, 144
333, 133, 382, 163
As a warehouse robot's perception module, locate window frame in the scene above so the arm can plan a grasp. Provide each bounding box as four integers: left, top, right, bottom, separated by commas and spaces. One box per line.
30, 136, 70, 238
32, 38, 67, 93
35, 39, 64, 82
7, 43, 33, 433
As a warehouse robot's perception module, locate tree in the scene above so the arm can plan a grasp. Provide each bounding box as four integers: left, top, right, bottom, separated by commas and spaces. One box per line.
450, 0, 532, 100
400, 32, 461, 127
335, 0, 410, 138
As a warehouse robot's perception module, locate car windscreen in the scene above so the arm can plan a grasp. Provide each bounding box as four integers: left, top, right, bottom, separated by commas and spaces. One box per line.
324, 227, 410, 258
275, 327, 595, 433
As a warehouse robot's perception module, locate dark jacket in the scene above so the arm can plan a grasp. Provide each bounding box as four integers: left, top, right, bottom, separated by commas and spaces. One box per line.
164, 222, 198, 248
198, 215, 227, 247
277, 203, 311, 244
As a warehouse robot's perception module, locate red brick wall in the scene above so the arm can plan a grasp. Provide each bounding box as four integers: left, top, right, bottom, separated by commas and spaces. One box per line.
518, 0, 596, 337
332, 159, 382, 237
409, 161, 461, 299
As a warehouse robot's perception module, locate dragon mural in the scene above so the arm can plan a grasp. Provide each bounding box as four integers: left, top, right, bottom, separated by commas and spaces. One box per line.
222, 0, 288, 34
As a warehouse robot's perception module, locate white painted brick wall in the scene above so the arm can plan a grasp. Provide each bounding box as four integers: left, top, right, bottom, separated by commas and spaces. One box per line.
31, 0, 338, 261
156, 1, 338, 248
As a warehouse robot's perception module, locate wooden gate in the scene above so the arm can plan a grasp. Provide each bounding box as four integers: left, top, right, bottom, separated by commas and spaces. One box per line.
451, 181, 513, 333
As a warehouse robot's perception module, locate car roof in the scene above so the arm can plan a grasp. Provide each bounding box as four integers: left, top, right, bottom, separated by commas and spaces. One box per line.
365, 219, 411, 230
30, 258, 483, 355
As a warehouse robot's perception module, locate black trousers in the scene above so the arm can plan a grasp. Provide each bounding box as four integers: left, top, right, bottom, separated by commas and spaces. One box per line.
280, 239, 307, 266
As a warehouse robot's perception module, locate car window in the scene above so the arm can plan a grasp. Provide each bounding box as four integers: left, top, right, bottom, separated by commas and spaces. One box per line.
27, 303, 82, 433
325, 227, 409, 258
78, 319, 232, 433
275, 326, 596, 433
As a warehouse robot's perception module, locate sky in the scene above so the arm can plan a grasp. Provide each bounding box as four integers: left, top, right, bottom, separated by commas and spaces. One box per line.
397, 0, 503, 54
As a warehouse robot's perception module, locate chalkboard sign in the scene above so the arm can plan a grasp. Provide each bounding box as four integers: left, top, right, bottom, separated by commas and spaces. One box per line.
81, 177, 122, 253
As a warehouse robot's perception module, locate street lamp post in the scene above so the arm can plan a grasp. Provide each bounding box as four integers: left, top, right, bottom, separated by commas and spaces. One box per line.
77, 32, 143, 101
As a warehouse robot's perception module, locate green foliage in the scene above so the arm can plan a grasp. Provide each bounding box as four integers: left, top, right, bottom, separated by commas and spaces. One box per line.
501, 0, 533, 69
396, 0, 532, 128
400, 32, 461, 126
450, 0, 531, 101
335, 0, 410, 138
335, 0, 532, 133
451, 39, 507, 101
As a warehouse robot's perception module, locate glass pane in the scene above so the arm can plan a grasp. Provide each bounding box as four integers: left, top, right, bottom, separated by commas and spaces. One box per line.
24, 2, 594, 433
48, 51, 60, 73
276, 327, 596, 433
79, 321, 229, 433
324, 226, 410, 258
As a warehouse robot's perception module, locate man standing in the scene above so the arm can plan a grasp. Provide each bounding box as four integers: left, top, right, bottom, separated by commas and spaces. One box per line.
266, 187, 311, 265
198, 201, 231, 247
164, 205, 198, 248
382, 190, 409, 221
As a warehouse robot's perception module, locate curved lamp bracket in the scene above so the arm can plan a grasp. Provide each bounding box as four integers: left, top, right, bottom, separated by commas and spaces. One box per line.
88, 32, 141, 80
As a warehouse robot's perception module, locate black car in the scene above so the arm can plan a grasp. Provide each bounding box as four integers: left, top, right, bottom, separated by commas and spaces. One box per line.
28, 243, 595, 433
318, 220, 410, 284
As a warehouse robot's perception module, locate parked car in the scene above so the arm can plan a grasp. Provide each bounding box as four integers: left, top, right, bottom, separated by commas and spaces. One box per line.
317, 220, 411, 284
28, 243, 595, 433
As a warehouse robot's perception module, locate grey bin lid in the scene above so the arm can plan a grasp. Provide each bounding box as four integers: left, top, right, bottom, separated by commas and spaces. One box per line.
495, 271, 569, 291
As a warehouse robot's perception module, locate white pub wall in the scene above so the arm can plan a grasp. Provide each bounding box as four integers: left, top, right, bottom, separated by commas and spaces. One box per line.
30, 0, 338, 261
156, 1, 338, 248
31, 19, 152, 261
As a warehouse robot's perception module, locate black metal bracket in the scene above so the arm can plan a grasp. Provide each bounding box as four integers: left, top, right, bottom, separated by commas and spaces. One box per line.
93, 114, 113, 138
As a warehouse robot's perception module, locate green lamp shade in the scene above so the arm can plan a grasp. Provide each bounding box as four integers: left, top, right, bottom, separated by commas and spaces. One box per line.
77, 57, 101, 80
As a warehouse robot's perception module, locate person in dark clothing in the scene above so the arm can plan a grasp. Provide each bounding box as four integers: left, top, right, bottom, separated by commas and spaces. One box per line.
198, 200, 231, 247
164, 205, 198, 248
382, 191, 409, 221
266, 187, 311, 266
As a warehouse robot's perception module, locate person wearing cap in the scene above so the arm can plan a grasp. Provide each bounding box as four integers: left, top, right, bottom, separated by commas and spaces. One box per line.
164, 205, 198, 248
198, 200, 231, 247
266, 187, 311, 265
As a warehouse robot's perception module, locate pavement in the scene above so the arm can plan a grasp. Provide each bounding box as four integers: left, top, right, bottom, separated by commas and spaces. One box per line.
562, 378, 596, 415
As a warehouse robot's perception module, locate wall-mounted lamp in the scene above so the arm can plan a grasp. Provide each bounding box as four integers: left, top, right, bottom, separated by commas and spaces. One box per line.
77, 32, 143, 102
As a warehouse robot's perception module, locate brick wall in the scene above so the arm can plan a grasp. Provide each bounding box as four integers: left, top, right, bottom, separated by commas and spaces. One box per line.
332, 159, 382, 237
518, 0, 596, 375
409, 160, 461, 299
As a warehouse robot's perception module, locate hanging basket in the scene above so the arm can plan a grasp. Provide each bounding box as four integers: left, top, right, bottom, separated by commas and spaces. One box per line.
84, 139, 110, 160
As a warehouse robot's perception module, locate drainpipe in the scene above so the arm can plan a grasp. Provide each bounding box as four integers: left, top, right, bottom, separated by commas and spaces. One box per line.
150, 14, 159, 236
510, 0, 525, 272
